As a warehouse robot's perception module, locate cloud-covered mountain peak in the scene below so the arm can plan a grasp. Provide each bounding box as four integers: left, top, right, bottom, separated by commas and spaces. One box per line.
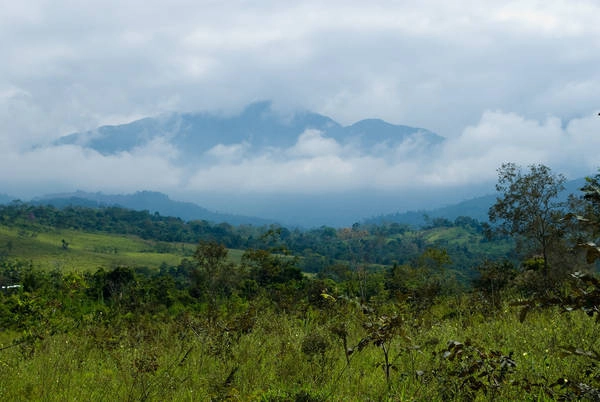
338, 118, 444, 148
55, 101, 444, 161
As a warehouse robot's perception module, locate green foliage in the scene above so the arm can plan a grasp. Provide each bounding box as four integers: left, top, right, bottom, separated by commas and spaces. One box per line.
2, 256, 600, 400
357, 312, 408, 384
2, 165, 600, 400
242, 249, 303, 287
385, 248, 460, 310
0, 202, 514, 278
472, 260, 517, 310
489, 162, 567, 284
434, 339, 517, 400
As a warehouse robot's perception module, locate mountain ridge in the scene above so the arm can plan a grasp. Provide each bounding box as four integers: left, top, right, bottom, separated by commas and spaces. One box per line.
55, 101, 444, 158
9, 176, 589, 229
365, 177, 587, 227
32, 190, 277, 226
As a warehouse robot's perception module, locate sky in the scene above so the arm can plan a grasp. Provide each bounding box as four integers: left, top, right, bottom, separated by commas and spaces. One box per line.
2, 0, 600, 209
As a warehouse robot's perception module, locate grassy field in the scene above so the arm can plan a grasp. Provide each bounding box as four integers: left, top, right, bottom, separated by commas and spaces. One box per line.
0, 224, 374, 274
1, 220, 599, 400
0, 225, 214, 271
0, 294, 598, 401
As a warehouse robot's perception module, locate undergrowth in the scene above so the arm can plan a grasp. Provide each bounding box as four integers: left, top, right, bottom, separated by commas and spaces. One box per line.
1, 289, 599, 401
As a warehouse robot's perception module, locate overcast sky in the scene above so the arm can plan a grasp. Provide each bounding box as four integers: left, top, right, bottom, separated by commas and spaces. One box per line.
2, 0, 600, 202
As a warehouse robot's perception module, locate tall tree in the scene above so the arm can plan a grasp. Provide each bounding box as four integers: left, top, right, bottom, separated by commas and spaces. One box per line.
489, 163, 566, 280
571, 170, 600, 263
193, 240, 235, 322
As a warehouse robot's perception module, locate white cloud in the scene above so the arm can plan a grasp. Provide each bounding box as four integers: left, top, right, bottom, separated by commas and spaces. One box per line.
0, 143, 183, 198
1, 1, 600, 203
287, 130, 341, 158
0, 107, 599, 203
197, 110, 600, 193
492, 2, 600, 37
2, 1, 600, 140
205, 142, 250, 163
433, 111, 599, 184
186, 154, 359, 193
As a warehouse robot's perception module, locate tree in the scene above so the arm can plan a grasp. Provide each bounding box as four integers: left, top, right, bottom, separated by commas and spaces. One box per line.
193, 240, 236, 322
489, 163, 566, 281
472, 260, 517, 309
570, 170, 600, 263
580, 172, 600, 226
241, 248, 302, 286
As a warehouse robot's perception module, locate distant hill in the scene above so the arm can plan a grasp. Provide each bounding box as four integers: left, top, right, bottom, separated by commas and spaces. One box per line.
365, 194, 495, 227
0, 193, 15, 204
365, 177, 588, 227
55, 101, 443, 159
32, 177, 588, 229
33, 191, 276, 226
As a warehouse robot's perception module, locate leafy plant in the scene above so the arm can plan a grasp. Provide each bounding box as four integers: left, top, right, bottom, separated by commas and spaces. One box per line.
301, 332, 331, 382
357, 312, 407, 384
434, 339, 517, 400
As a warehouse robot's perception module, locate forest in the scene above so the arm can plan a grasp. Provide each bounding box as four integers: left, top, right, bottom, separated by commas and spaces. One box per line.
2, 163, 600, 401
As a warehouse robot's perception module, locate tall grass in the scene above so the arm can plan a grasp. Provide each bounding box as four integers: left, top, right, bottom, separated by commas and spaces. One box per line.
1, 295, 599, 401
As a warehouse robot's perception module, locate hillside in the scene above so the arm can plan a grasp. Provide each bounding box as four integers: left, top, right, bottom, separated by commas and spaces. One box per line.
0, 202, 513, 278
33, 190, 276, 226
0, 192, 595, 402
0, 225, 192, 272
365, 177, 588, 227
2, 191, 597, 401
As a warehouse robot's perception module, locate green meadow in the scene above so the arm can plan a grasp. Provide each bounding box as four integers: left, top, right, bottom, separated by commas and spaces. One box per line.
0, 225, 190, 271
0, 225, 247, 272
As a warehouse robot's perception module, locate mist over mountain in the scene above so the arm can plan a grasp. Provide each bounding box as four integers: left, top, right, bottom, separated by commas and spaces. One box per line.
8, 174, 589, 229
32, 189, 486, 228
46, 101, 456, 226
365, 177, 588, 227
30, 188, 485, 228
11, 101, 588, 227
364, 194, 496, 227
56, 101, 443, 161
3, 1, 600, 235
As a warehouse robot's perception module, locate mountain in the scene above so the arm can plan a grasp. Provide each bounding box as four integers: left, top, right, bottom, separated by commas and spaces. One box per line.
364, 194, 495, 227
365, 177, 588, 227
26, 176, 589, 229
55, 101, 443, 159
48, 101, 450, 227
338, 118, 443, 148
33, 191, 276, 226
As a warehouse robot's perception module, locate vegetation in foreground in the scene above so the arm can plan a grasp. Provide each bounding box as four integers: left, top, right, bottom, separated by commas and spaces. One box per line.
1, 163, 600, 400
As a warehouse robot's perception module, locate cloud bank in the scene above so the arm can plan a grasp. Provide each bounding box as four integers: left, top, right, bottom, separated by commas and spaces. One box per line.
3, 1, 600, 138
1, 1, 600, 206
1, 110, 597, 201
